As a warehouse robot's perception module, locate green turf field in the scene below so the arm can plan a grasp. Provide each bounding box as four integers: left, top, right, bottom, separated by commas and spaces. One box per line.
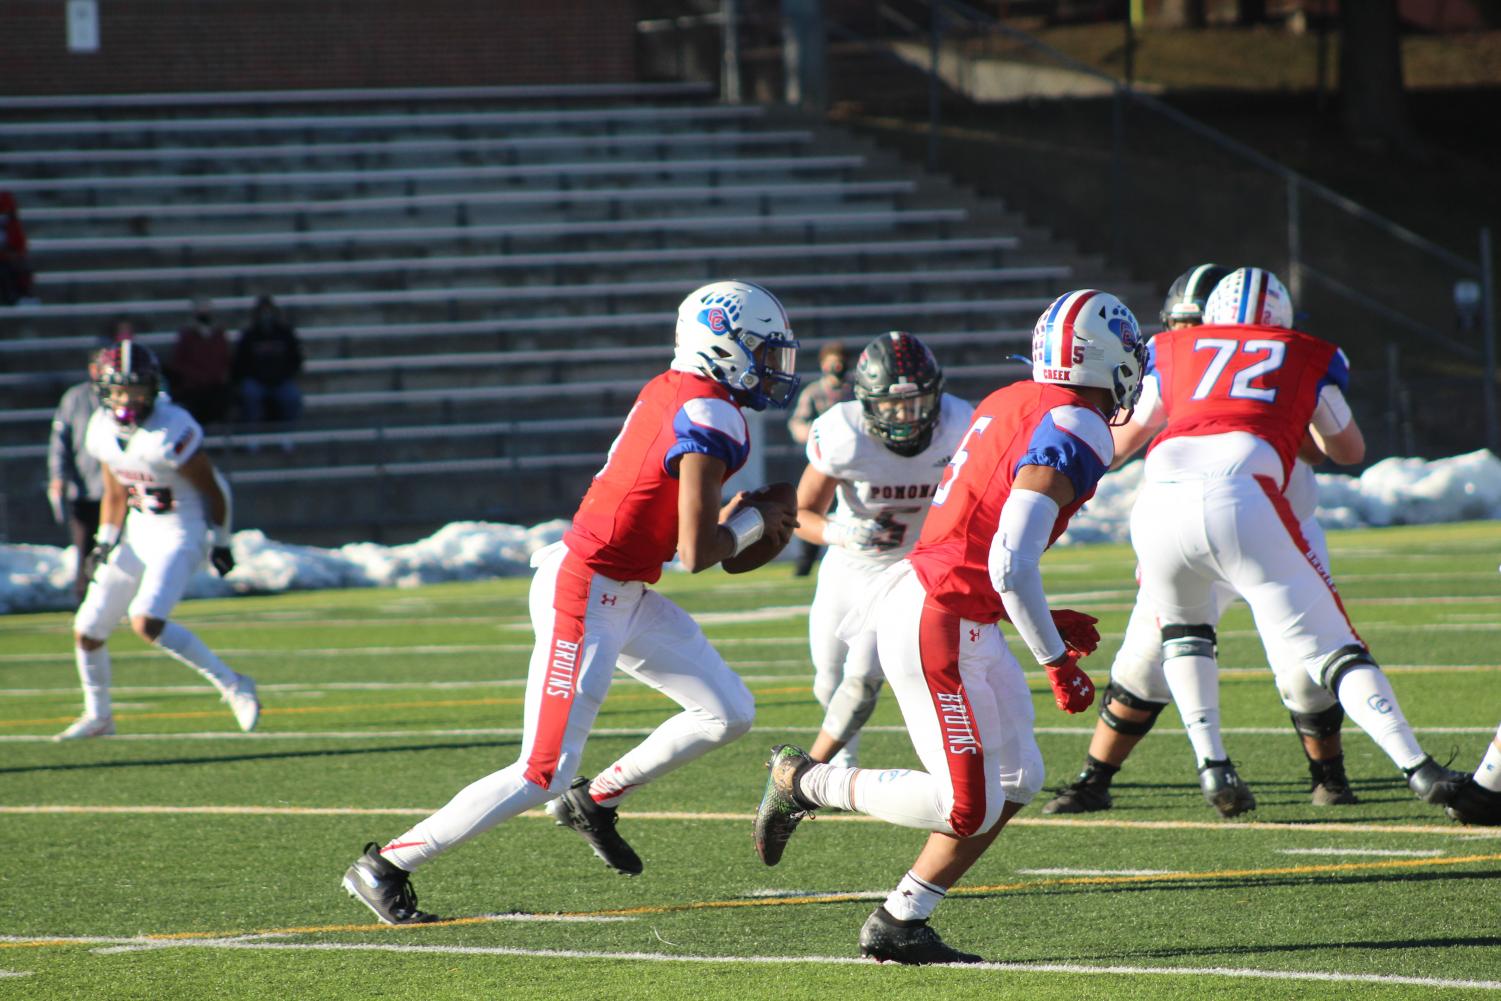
2, 522, 1499, 1000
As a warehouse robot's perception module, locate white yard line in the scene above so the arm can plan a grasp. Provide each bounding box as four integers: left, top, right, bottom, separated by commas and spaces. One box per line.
3, 723, 1497, 743
30, 939, 1493, 991
2, 803, 1496, 839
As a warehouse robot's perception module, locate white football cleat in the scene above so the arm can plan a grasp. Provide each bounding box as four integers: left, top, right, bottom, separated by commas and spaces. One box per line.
54, 714, 115, 741
225, 676, 260, 732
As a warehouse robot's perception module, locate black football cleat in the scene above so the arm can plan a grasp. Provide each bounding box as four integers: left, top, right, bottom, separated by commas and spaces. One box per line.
858, 906, 983, 965
1040, 778, 1113, 815
1198, 759, 1256, 818
1445, 776, 1501, 826
342, 843, 439, 925
753, 744, 816, 866
1405, 756, 1466, 806
545, 776, 644, 876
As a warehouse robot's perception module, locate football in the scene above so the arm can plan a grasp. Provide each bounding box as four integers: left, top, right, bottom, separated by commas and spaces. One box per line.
721, 481, 798, 574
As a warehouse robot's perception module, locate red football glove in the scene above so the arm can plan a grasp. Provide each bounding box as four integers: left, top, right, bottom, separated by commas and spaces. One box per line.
1051, 609, 1101, 657
1044, 651, 1096, 714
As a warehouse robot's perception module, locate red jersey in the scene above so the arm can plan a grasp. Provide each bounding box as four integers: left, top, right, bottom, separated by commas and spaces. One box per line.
564, 370, 750, 584
908, 382, 1112, 623
1145, 324, 1348, 479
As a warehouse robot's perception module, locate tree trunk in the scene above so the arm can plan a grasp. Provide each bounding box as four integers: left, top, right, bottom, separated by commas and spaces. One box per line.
1153, 0, 1206, 29
1236, 0, 1268, 26
1339, 0, 1415, 150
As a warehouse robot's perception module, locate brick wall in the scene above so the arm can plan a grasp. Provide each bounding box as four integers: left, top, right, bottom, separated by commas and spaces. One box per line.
2, 1, 636, 95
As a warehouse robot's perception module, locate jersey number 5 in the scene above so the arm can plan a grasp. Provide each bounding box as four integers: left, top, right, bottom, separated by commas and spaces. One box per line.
1191, 338, 1286, 403
932, 416, 992, 506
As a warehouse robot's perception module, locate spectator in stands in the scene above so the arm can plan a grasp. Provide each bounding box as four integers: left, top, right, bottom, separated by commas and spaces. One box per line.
47, 342, 110, 600
167, 298, 232, 427
234, 295, 305, 428
786, 341, 851, 576
0, 191, 37, 306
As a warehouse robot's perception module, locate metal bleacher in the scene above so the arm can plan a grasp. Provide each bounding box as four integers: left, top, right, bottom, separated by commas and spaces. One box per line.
0, 81, 1144, 545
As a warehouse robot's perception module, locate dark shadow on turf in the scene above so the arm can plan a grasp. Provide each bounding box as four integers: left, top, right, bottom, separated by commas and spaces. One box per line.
961, 868, 1501, 905
0, 738, 522, 774
1070, 931, 1501, 963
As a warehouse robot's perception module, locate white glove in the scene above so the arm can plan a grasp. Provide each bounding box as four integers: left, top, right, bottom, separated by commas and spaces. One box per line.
823, 517, 883, 551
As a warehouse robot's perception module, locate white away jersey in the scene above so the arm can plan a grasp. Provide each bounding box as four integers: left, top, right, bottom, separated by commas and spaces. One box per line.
807, 393, 974, 565
85, 397, 208, 528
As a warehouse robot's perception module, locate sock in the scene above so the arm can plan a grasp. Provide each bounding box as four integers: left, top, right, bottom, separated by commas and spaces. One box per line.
884, 870, 946, 922
1476, 725, 1501, 793
798, 762, 857, 811
1333, 665, 1425, 771
154, 622, 239, 692
1308, 754, 1348, 787
839, 767, 949, 830
74, 645, 111, 718
381, 761, 552, 871
584, 707, 745, 807
1163, 654, 1226, 764
588, 766, 636, 808
1078, 754, 1120, 788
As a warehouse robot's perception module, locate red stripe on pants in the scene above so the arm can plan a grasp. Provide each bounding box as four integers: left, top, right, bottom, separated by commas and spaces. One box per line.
1254, 474, 1364, 645
917, 598, 987, 837
523, 551, 593, 788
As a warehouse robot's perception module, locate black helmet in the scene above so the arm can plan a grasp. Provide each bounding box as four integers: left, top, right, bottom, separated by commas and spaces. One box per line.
853, 332, 944, 457
1161, 263, 1231, 328
95, 341, 162, 427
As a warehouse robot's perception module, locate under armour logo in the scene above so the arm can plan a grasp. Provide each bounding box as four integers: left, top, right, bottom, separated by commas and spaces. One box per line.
1367, 694, 1392, 715
600, 594, 617, 606
968, 628, 980, 643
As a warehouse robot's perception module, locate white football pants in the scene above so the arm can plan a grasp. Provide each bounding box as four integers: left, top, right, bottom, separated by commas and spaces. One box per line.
808, 547, 889, 752
1110, 511, 1336, 715
380, 543, 755, 871
1130, 474, 1362, 692
836, 564, 1043, 838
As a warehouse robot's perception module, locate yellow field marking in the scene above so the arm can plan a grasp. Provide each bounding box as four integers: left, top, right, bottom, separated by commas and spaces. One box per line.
4, 852, 1497, 951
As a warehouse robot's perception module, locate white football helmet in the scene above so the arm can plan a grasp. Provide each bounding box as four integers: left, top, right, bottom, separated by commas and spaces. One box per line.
673, 280, 800, 411
1031, 289, 1146, 420
1203, 267, 1294, 328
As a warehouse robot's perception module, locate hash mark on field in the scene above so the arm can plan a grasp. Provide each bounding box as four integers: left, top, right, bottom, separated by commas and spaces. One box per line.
0, 970, 34, 978
54, 940, 1501, 991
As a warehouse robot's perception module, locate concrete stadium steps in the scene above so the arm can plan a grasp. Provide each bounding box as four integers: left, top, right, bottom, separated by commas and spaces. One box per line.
12, 154, 870, 213
31, 236, 1027, 302
0, 103, 770, 155
0, 301, 1045, 423
0, 81, 717, 117
18, 208, 968, 278
0, 130, 818, 187
0, 88, 1152, 545
5, 262, 1046, 341
21, 179, 919, 241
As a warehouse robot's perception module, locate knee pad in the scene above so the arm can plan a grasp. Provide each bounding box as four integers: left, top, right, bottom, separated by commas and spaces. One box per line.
1289, 703, 1345, 739
1319, 644, 1377, 696
1100, 681, 1169, 737
1000, 741, 1047, 810
823, 675, 883, 743
1161, 623, 1216, 661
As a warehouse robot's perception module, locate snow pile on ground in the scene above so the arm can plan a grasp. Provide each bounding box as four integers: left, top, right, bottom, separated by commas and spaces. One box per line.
1060, 448, 1501, 545
3, 452, 1497, 614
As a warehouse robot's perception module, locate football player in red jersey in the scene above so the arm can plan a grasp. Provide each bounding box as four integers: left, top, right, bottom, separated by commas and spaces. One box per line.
1122, 267, 1463, 815
1044, 265, 1360, 817
754, 290, 1144, 964
343, 281, 800, 925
